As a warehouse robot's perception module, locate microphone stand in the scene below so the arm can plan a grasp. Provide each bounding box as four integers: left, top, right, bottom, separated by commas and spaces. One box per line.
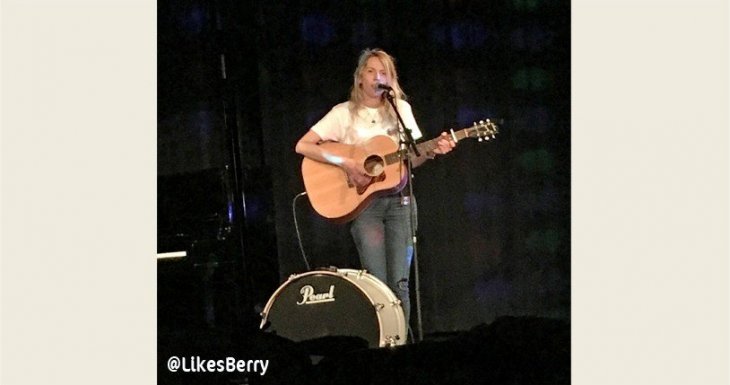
383, 91, 420, 157
383, 90, 424, 343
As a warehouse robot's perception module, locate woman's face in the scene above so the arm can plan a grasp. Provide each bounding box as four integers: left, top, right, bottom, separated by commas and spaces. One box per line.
360, 56, 389, 100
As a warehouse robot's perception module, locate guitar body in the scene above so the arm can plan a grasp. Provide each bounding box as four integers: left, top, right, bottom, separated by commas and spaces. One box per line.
301, 135, 408, 223
300, 119, 499, 223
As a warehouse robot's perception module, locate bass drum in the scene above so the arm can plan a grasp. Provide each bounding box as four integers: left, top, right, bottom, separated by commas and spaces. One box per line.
259, 269, 407, 348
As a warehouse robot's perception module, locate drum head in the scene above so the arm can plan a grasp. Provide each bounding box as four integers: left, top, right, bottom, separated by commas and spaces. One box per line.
262, 272, 381, 347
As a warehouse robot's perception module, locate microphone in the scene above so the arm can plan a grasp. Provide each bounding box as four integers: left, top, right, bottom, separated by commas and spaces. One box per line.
376, 83, 393, 91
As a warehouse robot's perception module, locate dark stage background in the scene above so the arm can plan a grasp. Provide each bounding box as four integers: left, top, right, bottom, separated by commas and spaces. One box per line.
158, 0, 570, 339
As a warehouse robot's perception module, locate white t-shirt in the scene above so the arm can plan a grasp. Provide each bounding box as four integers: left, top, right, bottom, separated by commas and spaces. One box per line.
310, 100, 422, 146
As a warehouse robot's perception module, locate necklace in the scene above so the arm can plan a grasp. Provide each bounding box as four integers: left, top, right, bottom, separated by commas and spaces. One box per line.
364, 107, 378, 124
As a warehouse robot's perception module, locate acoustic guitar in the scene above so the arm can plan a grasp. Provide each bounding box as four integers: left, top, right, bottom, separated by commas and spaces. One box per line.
301, 119, 499, 223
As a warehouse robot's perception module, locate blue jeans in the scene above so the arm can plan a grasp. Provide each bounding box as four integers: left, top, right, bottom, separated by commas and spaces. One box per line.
350, 195, 416, 325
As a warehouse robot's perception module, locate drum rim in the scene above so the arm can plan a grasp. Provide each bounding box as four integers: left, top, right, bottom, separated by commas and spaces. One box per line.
259, 268, 398, 347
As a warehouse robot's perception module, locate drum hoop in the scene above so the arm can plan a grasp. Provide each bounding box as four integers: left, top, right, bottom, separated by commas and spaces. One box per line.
338, 269, 406, 346
259, 269, 398, 346
338, 269, 400, 302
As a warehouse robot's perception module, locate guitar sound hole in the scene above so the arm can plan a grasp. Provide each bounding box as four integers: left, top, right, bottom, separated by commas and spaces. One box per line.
363, 155, 385, 176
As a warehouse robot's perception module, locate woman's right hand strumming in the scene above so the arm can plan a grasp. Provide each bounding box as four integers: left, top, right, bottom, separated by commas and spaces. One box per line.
341, 158, 371, 188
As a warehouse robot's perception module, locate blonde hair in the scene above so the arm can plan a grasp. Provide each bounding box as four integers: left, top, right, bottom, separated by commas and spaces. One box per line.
348, 48, 406, 121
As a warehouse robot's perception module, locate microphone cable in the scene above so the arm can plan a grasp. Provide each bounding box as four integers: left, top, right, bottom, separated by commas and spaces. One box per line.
292, 191, 312, 271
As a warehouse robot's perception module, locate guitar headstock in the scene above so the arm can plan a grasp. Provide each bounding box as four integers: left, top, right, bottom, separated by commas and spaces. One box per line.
466, 119, 499, 142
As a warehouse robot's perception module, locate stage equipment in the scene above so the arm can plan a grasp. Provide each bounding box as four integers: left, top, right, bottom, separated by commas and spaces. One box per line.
260, 268, 407, 348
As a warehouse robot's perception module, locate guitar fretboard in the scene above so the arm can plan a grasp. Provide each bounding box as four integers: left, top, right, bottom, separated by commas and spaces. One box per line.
383, 128, 473, 165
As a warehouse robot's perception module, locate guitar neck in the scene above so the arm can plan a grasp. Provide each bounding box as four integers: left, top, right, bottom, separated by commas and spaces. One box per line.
415, 128, 473, 154
383, 128, 471, 165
